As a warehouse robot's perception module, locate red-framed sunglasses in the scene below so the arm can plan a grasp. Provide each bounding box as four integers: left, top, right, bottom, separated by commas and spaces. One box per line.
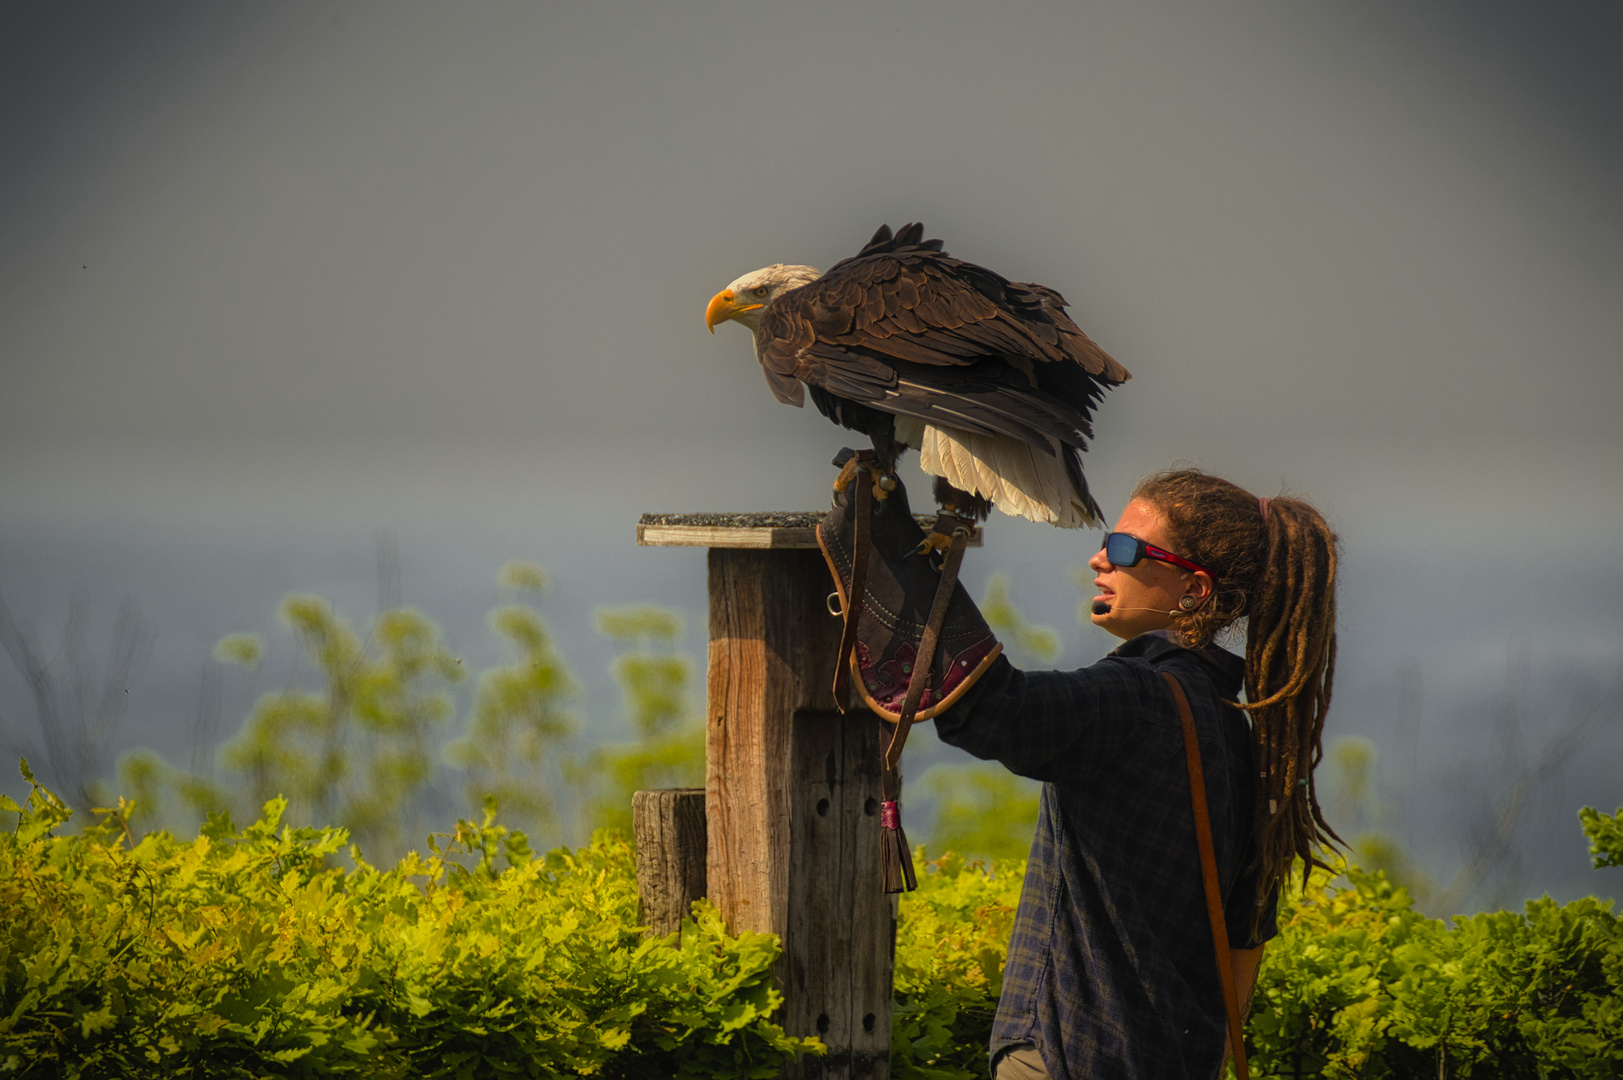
1100, 532, 1219, 579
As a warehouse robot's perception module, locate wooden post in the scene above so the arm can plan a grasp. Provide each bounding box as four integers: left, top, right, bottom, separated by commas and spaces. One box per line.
632, 788, 706, 937
637, 512, 913, 1080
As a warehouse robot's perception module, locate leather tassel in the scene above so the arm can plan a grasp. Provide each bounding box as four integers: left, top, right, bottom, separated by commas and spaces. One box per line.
880, 798, 918, 893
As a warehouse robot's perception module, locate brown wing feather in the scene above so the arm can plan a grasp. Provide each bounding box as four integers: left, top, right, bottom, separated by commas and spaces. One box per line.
756, 224, 1129, 465
1017, 282, 1131, 384
765, 225, 1130, 388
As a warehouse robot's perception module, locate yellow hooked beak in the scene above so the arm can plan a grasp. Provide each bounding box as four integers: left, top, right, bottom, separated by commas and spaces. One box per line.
705, 289, 763, 333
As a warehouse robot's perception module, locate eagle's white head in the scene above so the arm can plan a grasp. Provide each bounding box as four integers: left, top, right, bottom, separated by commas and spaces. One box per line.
705, 264, 822, 334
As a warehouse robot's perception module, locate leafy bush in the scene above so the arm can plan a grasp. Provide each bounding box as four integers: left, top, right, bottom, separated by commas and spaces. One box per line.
1251, 855, 1622, 1079
0, 762, 816, 1078
891, 851, 1023, 1080
126, 573, 701, 860
212, 595, 465, 862
1580, 806, 1623, 870
580, 607, 704, 838
891, 820, 1622, 1080
6, 759, 1617, 1079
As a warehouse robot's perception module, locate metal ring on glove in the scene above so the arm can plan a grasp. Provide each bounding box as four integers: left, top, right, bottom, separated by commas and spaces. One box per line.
826, 592, 845, 617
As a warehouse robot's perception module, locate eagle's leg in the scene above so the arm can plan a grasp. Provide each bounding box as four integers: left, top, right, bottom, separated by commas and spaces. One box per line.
865, 427, 905, 502
918, 478, 992, 556
830, 444, 898, 505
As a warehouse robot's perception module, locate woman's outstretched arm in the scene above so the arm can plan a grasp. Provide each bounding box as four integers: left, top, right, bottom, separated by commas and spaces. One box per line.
931, 653, 1157, 783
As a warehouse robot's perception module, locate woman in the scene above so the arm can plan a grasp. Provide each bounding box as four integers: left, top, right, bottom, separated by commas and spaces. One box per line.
931, 468, 1341, 1080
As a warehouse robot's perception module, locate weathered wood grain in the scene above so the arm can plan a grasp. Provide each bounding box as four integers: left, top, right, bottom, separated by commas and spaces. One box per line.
631, 788, 707, 938
783, 712, 894, 1080
639, 522, 821, 549
706, 549, 840, 936
636, 512, 979, 550
705, 547, 893, 1079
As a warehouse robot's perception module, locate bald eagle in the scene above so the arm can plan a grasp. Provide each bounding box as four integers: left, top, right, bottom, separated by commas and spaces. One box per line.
706, 223, 1129, 528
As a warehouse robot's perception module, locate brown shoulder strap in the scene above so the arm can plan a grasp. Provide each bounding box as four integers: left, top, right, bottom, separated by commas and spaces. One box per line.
1161, 670, 1250, 1080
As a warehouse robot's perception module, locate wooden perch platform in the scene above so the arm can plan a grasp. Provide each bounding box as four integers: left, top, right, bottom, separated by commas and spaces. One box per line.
636, 509, 983, 1079
637, 511, 980, 550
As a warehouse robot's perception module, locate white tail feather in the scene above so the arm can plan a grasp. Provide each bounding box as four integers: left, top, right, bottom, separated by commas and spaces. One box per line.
918, 426, 1097, 528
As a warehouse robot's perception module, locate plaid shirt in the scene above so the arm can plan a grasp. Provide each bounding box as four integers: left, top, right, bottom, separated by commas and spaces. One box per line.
934, 631, 1277, 1080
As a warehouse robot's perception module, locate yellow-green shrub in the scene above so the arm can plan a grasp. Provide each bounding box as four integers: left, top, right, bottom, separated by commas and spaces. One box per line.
0, 762, 815, 1078
5, 758, 1618, 1080
890, 830, 1621, 1080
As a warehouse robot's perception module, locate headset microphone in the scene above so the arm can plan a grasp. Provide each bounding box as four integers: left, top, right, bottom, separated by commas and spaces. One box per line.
1090, 601, 1186, 617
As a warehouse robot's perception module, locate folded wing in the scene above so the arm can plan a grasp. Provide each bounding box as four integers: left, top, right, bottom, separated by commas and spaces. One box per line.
759, 223, 1129, 526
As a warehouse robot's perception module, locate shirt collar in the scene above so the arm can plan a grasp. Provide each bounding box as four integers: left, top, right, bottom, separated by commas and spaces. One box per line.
1110, 629, 1245, 698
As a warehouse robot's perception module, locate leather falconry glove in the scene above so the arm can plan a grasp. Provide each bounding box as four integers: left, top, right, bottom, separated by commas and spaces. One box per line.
817, 449, 1002, 891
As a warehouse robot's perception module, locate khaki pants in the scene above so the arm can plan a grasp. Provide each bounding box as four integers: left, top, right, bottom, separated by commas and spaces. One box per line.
994, 1044, 1052, 1080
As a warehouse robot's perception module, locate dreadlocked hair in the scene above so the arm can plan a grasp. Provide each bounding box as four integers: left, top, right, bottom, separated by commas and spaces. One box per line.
1130, 468, 1342, 910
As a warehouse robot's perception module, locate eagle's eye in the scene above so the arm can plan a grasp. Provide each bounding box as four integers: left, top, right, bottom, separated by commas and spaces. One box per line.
752, 286, 769, 298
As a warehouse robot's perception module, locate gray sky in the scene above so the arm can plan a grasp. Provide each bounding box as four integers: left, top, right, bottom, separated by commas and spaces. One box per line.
2, 1, 1620, 902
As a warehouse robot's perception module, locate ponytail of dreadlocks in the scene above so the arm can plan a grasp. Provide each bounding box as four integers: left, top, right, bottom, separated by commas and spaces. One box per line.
1130, 469, 1342, 915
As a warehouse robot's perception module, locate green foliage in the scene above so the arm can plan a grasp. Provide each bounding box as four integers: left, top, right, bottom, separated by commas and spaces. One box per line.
144, 566, 705, 852
28, 552, 1615, 1076
1321, 735, 1436, 903
497, 559, 550, 593
114, 748, 169, 830
581, 607, 704, 836
978, 573, 1061, 666
7, 757, 1619, 1079
218, 597, 463, 862
0, 762, 819, 1078
891, 851, 1023, 1080
1579, 807, 1623, 870
890, 843, 1623, 1080
213, 632, 263, 669
116, 749, 234, 839
1325, 736, 1378, 827
920, 764, 1040, 863
443, 569, 578, 841
596, 606, 689, 739
1250, 855, 1623, 1079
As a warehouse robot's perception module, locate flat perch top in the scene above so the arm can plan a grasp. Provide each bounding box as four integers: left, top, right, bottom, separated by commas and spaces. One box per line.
637, 512, 981, 550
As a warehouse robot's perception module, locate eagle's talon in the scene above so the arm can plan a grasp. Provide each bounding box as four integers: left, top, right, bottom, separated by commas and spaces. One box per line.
915, 531, 955, 557
833, 457, 861, 494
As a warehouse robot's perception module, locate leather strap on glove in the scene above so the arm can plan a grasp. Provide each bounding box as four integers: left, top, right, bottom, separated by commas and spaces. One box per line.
817, 450, 1002, 892
818, 454, 1002, 725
